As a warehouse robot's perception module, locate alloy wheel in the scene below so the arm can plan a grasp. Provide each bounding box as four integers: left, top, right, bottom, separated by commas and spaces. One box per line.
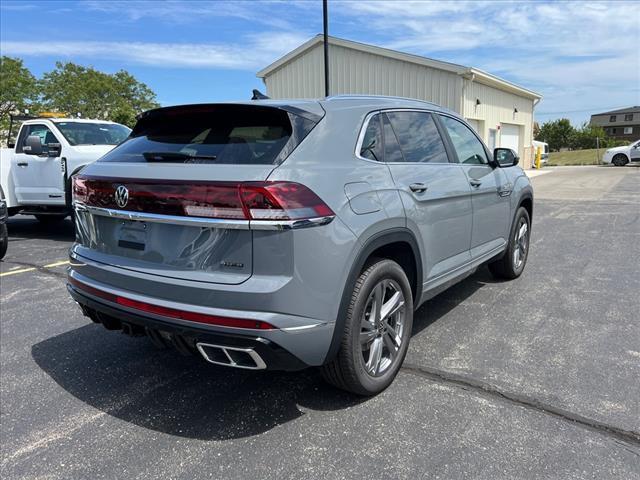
513, 218, 529, 270
359, 279, 406, 376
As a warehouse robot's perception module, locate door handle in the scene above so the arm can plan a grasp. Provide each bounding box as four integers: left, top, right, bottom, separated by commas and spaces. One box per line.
17, 162, 28, 167
469, 179, 482, 188
409, 183, 428, 193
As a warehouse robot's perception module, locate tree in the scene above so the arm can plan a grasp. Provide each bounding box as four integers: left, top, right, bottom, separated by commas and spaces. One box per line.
535, 118, 576, 151
0, 56, 38, 141
571, 122, 608, 150
39, 62, 159, 127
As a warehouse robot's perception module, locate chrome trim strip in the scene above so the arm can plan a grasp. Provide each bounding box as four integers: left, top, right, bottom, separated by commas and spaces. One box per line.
250, 215, 335, 231
280, 323, 323, 332
196, 342, 267, 370
74, 203, 250, 229
75, 203, 335, 230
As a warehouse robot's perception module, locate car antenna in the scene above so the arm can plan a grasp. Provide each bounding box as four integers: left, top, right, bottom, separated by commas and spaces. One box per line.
251, 89, 270, 100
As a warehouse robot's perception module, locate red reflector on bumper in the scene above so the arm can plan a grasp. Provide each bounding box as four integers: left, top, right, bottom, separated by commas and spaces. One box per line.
69, 277, 275, 330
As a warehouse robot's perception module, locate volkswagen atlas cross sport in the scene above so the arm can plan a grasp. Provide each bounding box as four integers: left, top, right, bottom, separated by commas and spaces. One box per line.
67, 96, 533, 395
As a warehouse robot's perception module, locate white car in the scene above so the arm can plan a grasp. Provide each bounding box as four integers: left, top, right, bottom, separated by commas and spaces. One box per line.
602, 139, 640, 166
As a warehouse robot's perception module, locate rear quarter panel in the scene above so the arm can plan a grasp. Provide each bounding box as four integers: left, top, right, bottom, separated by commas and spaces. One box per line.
267, 107, 408, 321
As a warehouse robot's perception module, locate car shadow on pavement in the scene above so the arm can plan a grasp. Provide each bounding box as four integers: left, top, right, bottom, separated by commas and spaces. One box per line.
6, 216, 75, 243
31, 266, 495, 441
31, 325, 366, 441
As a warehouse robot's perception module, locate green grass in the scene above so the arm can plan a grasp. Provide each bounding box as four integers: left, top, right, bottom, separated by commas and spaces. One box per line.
547, 149, 602, 166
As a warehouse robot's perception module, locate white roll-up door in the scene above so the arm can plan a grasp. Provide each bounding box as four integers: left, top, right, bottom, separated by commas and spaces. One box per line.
500, 123, 520, 152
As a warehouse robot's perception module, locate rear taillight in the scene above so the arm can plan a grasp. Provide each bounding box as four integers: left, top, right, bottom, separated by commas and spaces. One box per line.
68, 277, 276, 330
240, 182, 334, 220
72, 176, 334, 222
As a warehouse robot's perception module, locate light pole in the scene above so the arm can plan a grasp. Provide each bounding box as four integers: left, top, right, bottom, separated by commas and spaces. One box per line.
323, 0, 329, 97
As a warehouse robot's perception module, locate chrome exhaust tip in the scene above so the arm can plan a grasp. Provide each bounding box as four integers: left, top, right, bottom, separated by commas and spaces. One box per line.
196, 342, 267, 370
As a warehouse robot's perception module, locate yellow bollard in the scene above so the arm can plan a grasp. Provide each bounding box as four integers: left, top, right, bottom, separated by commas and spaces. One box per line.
535, 146, 542, 169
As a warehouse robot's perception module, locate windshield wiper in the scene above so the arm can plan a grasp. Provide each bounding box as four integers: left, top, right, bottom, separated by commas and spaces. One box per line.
142, 151, 218, 163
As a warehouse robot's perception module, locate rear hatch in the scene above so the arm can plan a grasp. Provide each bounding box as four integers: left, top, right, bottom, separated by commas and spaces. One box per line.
72, 103, 323, 285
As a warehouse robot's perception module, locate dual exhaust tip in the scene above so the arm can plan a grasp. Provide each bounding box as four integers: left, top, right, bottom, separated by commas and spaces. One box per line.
196, 342, 267, 370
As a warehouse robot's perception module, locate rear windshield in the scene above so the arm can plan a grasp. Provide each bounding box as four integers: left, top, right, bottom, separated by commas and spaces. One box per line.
56, 122, 131, 146
99, 105, 318, 165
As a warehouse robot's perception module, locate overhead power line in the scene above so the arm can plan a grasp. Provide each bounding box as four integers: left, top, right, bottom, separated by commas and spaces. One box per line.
536, 105, 631, 116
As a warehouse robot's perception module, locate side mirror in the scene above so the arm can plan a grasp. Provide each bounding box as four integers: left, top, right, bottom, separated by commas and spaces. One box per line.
47, 143, 62, 157
494, 148, 519, 167
23, 135, 43, 156
7, 142, 15, 149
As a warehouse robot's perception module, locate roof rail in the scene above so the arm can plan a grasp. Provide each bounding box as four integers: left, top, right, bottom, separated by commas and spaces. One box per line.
324, 94, 439, 107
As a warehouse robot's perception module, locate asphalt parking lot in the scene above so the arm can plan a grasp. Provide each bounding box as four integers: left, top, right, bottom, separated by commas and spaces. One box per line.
1, 166, 639, 479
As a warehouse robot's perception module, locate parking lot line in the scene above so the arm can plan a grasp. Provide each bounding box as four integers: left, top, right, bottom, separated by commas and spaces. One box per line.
43, 260, 71, 268
0, 260, 70, 278
0, 267, 37, 277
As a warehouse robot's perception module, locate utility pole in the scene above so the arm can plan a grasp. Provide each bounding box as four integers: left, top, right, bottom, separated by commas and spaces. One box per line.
323, 0, 330, 97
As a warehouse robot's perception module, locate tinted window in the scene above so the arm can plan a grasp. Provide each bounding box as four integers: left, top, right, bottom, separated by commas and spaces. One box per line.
386, 112, 449, 163
17, 124, 59, 155
359, 114, 383, 162
382, 114, 404, 163
56, 122, 130, 146
439, 116, 488, 165
100, 105, 315, 165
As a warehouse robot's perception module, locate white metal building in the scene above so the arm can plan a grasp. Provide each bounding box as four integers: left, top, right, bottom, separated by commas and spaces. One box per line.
257, 36, 542, 167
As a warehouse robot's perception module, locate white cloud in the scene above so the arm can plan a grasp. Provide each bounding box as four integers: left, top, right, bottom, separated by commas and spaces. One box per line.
339, 0, 640, 122
83, 0, 298, 30
1, 32, 308, 70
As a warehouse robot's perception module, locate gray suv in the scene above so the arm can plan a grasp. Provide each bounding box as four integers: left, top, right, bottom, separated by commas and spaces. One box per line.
67, 96, 533, 395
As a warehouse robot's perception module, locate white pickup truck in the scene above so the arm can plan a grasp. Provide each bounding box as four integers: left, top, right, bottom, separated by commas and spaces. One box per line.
1, 117, 130, 223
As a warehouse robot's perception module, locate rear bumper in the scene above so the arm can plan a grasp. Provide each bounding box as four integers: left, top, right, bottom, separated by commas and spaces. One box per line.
68, 282, 315, 371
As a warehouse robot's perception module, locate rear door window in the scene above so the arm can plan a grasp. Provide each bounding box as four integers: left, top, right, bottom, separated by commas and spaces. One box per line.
382, 114, 405, 163
99, 105, 317, 165
385, 111, 449, 163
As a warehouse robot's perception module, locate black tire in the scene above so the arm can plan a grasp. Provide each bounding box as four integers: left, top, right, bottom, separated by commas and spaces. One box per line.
0, 224, 8, 260
321, 259, 413, 396
35, 214, 67, 225
489, 206, 531, 280
612, 154, 628, 167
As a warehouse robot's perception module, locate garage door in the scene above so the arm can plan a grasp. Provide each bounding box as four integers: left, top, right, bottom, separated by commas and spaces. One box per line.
500, 123, 520, 153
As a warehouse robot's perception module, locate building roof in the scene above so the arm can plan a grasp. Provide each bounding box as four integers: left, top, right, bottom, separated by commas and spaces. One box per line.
257, 35, 542, 100
591, 106, 640, 116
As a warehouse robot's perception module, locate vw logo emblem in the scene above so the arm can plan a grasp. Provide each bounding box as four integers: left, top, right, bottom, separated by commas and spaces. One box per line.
114, 185, 129, 208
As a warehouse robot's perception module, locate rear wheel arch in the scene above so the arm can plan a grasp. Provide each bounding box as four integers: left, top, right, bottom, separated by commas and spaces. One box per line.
324, 228, 423, 364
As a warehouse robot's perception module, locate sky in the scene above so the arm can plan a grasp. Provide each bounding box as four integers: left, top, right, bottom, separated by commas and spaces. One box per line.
1, 0, 639, 125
